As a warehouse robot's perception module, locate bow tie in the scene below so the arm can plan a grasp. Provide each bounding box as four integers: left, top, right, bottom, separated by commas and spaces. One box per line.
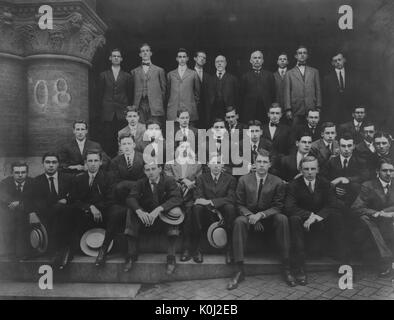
270, 122, 278, 127
297, 63, 306, 66
142, 62, 151, 66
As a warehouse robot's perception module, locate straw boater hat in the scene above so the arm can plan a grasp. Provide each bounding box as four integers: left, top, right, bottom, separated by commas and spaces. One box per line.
206, 207, 227, 249
80, 228, 114, 257
159, 208, 185, 225
30, 222, 48, 254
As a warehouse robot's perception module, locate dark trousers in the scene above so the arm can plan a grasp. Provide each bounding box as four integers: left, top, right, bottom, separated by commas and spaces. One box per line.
181, 205, 194, 251
232, 213, 290, 264
354, 215, 394, 262
288, 211, 347, 268
192, 204, 237, 251
2, 206, 30, 257
138, 96, 164, 128
102, 205, 128, 248
102, 114, 127, 158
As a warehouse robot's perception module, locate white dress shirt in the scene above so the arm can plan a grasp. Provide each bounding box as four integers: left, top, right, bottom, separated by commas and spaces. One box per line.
304, 178, 316, 192
278, 67, 287, 77
15, 181, 26, 192
340, 155, 351, 168
297, 65, 306, 76
178, 65, 187, 78
195, 67, 203, 81
112, 66, 120, 81
45, 172, 59, 194
216, 70, 226, 79
269, 123, 277, 139
335, 68, 345, 88
76, 139, 86, 155
379, 178, 391, 194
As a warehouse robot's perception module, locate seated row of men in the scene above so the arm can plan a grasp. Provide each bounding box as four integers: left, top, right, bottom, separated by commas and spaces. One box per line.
1, 125, 394, 291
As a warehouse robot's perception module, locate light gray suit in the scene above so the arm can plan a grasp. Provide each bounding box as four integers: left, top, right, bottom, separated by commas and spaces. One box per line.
166, 68, 201, 121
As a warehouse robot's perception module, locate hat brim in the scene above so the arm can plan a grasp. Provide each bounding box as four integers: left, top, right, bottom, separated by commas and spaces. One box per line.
80, 228, 114, 257
30, 223, 48, 254
159, 210, 185, 225
207, 222, 227, 249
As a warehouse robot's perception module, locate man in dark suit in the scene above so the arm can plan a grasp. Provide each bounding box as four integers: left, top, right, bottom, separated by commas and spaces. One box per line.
58, 120, 110, 175
69, 151, 120, 267
338, 105, 367, 145
240, 50, 276, 124
29, 152, 74, 269
192, 155, 237, 263
228, 150, 293, 290
352, 159, 394, 277
310, 122, 340, 169
109, 134, 145, 202
211, 55, 239, 120
245, 120, 271, 171
293, 108, 322, 142
130, 43, 167, 125
273, 53, 289, 114
285, 156, 346, 285
224, 106, 247, 140
0, 162, 34, 259
369, 132, 394, 179
173, 109, 199, 154
261, 104, 292, 159
275, 132, 313, 182
355, 122, 376, 175
118, 106, 146, 148
323, 53, 355, 122
124, 162, 184, 274
98, 48, 132, 157
284, 45, 322, 126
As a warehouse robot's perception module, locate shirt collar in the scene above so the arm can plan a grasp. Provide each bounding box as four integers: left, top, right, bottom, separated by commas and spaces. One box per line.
76, 138, 86, 145
150, 176, 160, 185
340, 154, 351, 163
89, 171, 98, 179
216, 70, 226, 77
335, 68, 344, 73
211, 172, 221, 181
379, 177, 391, 189
15, 180, 25, 187
323, 139, 331, 147
178, 65, 187, 71
353, 119, 362, 127
278, 67, 287, 72
256, 173, 267, 182
45, 172, 58, 180
304, 178, 316, 187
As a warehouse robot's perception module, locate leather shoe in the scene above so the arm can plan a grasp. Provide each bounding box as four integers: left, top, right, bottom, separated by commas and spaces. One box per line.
166, 255, 176, 275
225, 249, 234, 265
59, 247, 73, 270
123, 256, 137, 273
227, 271, 245, 290
378, 266, 392, 278
95, 246, 107, 267
193, 250, 203, 264
283, 269, 297, 287
295, 268, 307, 286
180, 249, 192, 262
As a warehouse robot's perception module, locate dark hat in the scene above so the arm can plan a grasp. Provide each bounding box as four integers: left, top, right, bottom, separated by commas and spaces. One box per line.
80, 228, 113, 257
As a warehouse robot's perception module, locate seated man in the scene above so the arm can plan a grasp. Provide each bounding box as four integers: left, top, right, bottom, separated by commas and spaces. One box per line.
275, 132, 313, 182
228, 149, 293, 290
124, 162, 184, 274
352, 159, 394, 277
244, 120, 270, 171
338, 105, 367, 145
369, 132, 394, 179
118, 105, 146, 149
224, 106, 247, 142
69, 150, 119, 267
29, 152, 74, 270
109, 135, 145, 202
58, 120, 110, 174
164, 141, 202, 262
285, 156, 347, 285
135, 119, 166, 165
310, 122, 339, 169
192, 155, 237, 263
174, 108, 199, 153
0, 162, 34, 259
293, 108, 322, 143
355, 122, 376, 173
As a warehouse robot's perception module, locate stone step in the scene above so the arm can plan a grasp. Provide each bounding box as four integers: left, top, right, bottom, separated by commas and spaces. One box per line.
0, 254, 344, 284
0, 281, 141, 300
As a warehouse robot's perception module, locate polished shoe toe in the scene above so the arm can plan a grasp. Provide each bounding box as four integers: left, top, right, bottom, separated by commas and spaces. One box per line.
227, 271, 245, 290
180, 250, 192, 262
193, 251, 203, 264
95, 247, 107, 267
123, 256, 137, 273
283, 270, 297, 287
378, 267, 392, 278
295, 268, 307, 286
166, 255, 176, 275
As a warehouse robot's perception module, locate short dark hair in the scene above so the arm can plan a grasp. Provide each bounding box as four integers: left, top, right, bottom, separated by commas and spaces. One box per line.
321, 122, 336, 131
306, 108, 320, 116
42, 152, 59, 163
268, 103, 282, 111
139, 43, 151, 51
224, 106, 237, 115
332, 52, 345, 59
278, 52, 288, 58
300, 155, 318, 168
177, 108, 190, 118
256, 149, 272, 162
110, 48, 122, 56
73, 120, 88, 130
296, 45, 308, 54
339, 133, 354, 143
296, 131, 312, 141
378, 159, 394, 170
85, 149, 102, 161
362, 121, 375, 129
146, 119, 161, 129
177, 48, 188, 56
124, 105, 140, 116
353, 105, 367, 112
118, 133, 136, 144
374, 131, 392, 142
11, 161, 28, 173
194, 50, 206, 58
212, 118, 225, 127
247, 120, 263, 129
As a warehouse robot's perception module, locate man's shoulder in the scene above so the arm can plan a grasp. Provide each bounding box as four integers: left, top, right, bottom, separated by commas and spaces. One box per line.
86, 139, 102, 149
311, 139, 324, 148
0, 176, 14, 186
361, 179, 378, 190
267, 173, 283, 185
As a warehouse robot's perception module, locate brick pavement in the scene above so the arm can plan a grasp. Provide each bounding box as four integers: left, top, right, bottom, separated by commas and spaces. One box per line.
135, 270, 394, 300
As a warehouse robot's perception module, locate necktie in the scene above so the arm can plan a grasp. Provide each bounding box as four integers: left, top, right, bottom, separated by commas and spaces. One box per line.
89, 174, 94, 187
339, 71, 344, 90
252, 145, 258, 164
355, 123, 361, 132
213, 176, 218, 185
384, 184, 389, 195
49, 176, 57, 196
308, 181, 314, 193
254, 69, 260, 74
280, 69, 285, 77
151, 182, 159, 205
142, 62, 150, 66
127, 156, 132, 169
16, 182, 22, 193
327, 143, 332, 155
218, 72, 222, 79
343, 158, 348, 169
257, 178, 264, 202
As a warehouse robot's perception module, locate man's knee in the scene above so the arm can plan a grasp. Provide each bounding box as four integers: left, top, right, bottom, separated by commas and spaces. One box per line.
273, 213, 289, 226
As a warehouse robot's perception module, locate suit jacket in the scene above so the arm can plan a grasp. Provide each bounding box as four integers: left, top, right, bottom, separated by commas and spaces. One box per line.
369, 149, 394, 179
355, 140, 376, 178
30, 172, 73, 214
0, 176, 34, 212
352, 178, 394, 217
274, 70, 287, 110
194, 171, 236, 208
58, 139, 110, 173
130, 64, 167, 116
135, 138, 167, 164
167, 68, 201, 121
324, 155, 368, 184
173, 124, 199, 148
70, 170, 114, 213
285, 176, 341, 219
126, 173, 183, 212
277, 152, 302, 182
118, 123, 146, 146
236, 173, 285, 218
284, 66, 322, 116
211, 72, 239, 114
164, 162, 202, 182
98, 69, 133, 121
293, 122, 322, 142
198, 71, 215, 127
323, 69, 355, 121
261, 123, 292, 157
240, 70, 276, 122
109, 151, 145, 183
338, 121, 365, 145
311, 139, 340, 168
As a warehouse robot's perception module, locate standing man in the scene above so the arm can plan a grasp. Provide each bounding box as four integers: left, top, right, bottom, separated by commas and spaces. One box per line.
323, 52, 354, 122
98, 48, 132, 157
338, 105, 367, 145
285, 156, 347, 285
240, 50, 276, 123
167, 48, 201, 124
229, 150, 294, 290
0, 162, 34, 259
284, 45, 322, 126
352, 159, 394, 277
130, 43, 167, 126
211, 55, 239, 120
273, 53, 289, 113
